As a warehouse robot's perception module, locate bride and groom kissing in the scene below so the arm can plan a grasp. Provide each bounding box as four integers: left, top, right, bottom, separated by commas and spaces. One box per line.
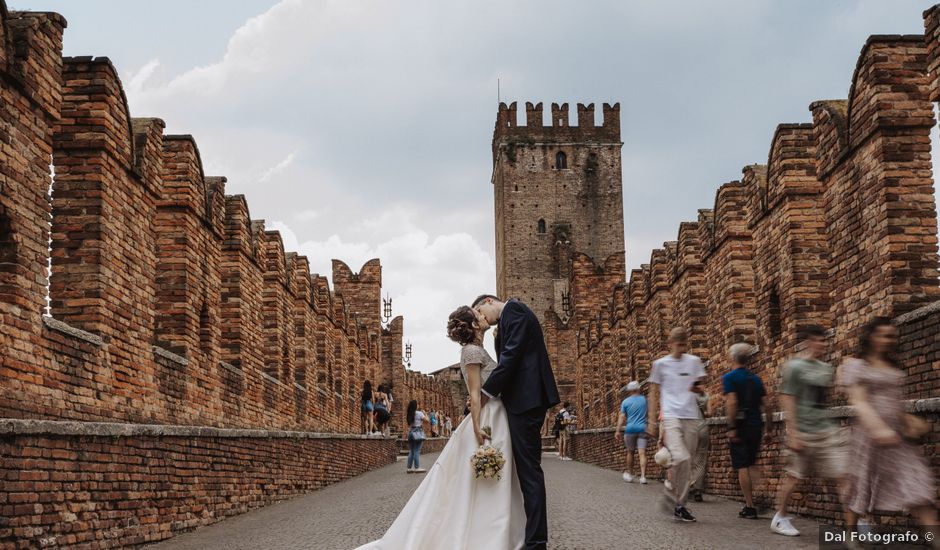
357, 295, 560, 550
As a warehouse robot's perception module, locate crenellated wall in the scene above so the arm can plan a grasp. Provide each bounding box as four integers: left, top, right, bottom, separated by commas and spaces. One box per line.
569, 11, 940, 524
0, 3, 453, 546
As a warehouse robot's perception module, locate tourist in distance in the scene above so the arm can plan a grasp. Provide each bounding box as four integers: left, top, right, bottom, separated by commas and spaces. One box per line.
404, 400, 428, 474
360, 380, 374, 435
373, 384, 391, 437
615, 381, 648, 484
553, 402, 572, 460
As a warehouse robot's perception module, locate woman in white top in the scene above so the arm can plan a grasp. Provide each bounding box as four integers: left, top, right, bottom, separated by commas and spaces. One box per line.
356, 305, 524, 550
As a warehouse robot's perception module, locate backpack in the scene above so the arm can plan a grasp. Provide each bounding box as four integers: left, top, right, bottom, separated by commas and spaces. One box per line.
552, 411, 565, 432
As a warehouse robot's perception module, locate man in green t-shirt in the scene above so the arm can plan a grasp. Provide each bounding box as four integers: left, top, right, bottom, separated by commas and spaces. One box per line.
771, 325, 848, 537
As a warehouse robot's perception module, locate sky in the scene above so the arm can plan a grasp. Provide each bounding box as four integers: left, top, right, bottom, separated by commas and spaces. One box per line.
12, 0, 940, 372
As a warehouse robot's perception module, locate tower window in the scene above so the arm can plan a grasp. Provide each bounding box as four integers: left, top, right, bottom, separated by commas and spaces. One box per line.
537, 219, 546, 234
555, 152, 567, 170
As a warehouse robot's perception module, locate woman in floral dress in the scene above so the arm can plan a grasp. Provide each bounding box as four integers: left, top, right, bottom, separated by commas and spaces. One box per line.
838, 317, 937, 537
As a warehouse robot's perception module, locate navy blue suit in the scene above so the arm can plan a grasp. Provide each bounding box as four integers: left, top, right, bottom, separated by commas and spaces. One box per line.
482, 299, 560, 550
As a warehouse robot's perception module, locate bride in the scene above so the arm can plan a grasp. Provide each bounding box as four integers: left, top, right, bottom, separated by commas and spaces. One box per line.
355, 305, 525, 549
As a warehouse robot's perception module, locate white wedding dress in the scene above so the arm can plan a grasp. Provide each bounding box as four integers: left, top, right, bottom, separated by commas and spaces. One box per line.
356, 343, 525, 550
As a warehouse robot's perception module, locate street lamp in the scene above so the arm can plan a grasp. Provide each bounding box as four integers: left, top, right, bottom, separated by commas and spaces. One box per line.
382, 294, 393, 327
404, 341, 413, 368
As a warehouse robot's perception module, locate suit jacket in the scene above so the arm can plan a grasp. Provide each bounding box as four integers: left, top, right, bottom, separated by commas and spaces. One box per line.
481, 299, 560, 414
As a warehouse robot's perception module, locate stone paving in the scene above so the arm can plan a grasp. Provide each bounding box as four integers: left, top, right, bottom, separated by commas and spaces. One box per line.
151, 453, 821, 550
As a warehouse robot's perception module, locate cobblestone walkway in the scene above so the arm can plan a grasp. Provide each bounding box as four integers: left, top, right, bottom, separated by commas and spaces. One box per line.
151, 453, 820, 550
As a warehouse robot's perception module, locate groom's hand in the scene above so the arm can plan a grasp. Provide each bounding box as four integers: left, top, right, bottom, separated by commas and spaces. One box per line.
480, 393, 489, 406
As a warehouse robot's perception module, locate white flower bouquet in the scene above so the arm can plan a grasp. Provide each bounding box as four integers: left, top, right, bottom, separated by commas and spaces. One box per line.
470, 426, 505, 480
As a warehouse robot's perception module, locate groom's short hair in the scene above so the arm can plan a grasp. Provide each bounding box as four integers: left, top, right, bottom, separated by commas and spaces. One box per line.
472, 294, 500, 308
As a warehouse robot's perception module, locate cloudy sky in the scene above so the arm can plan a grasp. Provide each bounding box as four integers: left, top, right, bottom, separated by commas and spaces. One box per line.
14, 0, 939, 372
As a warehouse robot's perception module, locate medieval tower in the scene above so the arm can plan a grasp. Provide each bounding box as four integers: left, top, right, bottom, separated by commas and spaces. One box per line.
491, 101, 626, 401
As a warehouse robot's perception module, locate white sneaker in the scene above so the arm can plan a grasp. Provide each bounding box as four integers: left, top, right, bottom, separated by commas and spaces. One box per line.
770, 512, 800, 536
623, 473, 635, 483
639, 476, 648, 484
664, 479, 673, 490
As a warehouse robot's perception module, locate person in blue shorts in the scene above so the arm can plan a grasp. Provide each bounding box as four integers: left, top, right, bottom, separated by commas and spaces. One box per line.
616, 380, 648, 484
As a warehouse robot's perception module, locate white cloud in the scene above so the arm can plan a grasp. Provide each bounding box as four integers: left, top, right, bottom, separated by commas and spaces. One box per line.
104, 0, 940, 368
259, 151, 297, 183
269, 208, 494, 372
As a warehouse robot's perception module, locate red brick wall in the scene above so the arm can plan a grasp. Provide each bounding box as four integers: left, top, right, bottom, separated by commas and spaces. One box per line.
567, 11, 940, 526
0, 420, 397, 548
0, 2, 454, 435
0, 2, 457, 542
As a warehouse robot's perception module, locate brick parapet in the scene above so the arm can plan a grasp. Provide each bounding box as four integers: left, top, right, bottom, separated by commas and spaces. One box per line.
0, 423, 398, 547
0, 1, 454, 437
571, 14, 940, 437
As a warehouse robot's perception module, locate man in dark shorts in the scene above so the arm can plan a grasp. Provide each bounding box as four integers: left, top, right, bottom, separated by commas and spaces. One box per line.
722, 342, 766, 520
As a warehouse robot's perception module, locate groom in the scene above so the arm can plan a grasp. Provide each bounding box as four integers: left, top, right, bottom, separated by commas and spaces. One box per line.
474, 295, 560, 550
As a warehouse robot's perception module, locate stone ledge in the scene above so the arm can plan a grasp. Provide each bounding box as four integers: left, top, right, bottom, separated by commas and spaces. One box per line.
575, 397, 940, 433
294, 382, 307, 392
42, 316, 103, 346
895, 300, 940, 325
218, 361, 242, 375
261, 372, 285, 386
152, 345, 188, 366
0, 418, 391, 440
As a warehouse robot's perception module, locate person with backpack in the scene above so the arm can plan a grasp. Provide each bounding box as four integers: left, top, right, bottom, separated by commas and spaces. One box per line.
722, 342, 766, 520
553, 402, 572, 460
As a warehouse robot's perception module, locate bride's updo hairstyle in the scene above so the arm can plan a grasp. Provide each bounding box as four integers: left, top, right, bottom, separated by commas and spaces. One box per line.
447, 306, 477, 346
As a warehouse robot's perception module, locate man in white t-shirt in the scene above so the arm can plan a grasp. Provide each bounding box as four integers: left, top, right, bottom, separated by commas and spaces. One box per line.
648, 327, 706, 522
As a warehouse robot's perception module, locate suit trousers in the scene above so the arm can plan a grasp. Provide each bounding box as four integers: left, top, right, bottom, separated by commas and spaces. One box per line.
507, 406, 548, 550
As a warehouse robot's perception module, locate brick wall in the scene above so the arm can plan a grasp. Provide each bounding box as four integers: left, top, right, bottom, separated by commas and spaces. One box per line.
0, 1, 455, 544
0, 419, 397, 548
0, 2, 453, 433
565, 7, 940, 526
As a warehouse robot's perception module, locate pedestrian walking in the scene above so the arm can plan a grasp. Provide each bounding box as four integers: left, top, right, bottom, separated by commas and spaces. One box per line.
838, 317, 937, 538
360, 380, 374, 435
616, 381, 648, 484
648, 327, 706, 522
444, 415, 453, 437
406, 400, 428, 473
689, 391, 712, 502
722, 342, 765, 520
771, 325, 849, 536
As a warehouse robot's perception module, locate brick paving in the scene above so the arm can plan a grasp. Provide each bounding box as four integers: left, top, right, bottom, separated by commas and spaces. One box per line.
151, 453, 820, 550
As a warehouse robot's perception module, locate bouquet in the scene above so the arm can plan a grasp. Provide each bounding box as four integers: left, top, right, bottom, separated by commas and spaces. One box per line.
470, 426, 506, 480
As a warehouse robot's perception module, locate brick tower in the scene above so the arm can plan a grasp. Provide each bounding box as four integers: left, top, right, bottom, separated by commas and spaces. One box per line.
491, 101, 625, 325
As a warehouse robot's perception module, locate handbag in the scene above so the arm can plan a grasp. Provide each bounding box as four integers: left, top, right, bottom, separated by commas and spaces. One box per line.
409, 427, 426, 441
